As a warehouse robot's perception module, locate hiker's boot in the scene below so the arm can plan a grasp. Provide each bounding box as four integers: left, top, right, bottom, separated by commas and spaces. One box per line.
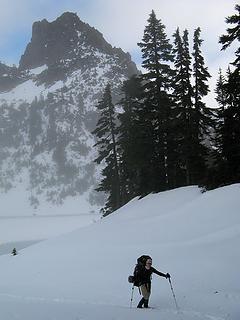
137, 298, 145, 308
144, 299, 149, 308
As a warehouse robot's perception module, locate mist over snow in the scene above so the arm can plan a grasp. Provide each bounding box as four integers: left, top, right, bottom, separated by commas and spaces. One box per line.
0, 184, 239, 320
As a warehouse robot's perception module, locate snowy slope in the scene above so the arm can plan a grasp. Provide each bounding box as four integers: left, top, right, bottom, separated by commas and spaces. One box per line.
0, 184, 239, 320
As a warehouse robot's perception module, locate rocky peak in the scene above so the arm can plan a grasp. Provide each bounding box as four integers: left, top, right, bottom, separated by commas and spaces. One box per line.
19, 12, 136, 75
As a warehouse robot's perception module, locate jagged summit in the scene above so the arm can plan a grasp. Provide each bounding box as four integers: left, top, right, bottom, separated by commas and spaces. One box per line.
19, 12, 136, 76
20, 12, 106, 69
0, 11, 138, 92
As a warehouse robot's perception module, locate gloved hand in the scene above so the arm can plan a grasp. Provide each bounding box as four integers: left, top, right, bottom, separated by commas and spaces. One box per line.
165, 273, 170, 279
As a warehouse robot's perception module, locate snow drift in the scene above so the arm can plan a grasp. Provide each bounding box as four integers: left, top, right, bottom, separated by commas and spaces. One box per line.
0, 184, 239, 320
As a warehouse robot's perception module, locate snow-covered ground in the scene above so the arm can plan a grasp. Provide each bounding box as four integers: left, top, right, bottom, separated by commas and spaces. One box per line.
0, 214, 99, 255
0, 184, 239, 320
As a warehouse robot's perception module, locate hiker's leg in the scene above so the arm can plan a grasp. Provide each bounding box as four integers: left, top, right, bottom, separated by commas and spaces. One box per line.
139, 284, 150, 308
137, 297, 145, 308
144, 299, 149, 308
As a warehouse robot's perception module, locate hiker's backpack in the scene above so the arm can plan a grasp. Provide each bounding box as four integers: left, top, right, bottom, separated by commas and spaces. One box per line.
128, 255, 152, 287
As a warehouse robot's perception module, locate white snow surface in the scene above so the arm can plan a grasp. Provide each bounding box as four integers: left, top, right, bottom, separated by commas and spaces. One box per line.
0, 184, 239, 320
29, 65, 48, 75
0, 181, 100, 217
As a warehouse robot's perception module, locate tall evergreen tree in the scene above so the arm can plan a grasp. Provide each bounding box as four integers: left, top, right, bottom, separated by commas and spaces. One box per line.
221, 69, 240, 182
214, 69, 228, 155
206, 69, 229, 188
191, 27, 213, 184
117, 76, 148, 200
172, 28, 194, 185
92, 84, 121, 215
137, 10, 175, 192
218, 4, 240, 183
219, 4, 240, 70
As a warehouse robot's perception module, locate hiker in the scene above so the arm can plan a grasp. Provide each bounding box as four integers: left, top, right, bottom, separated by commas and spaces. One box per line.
134, 255, 170, 308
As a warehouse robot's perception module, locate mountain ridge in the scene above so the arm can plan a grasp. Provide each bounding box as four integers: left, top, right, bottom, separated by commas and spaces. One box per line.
0, 12, 139, 213
19, 12, 137, 76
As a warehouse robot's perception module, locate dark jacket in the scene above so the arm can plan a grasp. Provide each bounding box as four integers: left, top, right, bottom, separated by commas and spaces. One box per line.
134, 265, 166, 285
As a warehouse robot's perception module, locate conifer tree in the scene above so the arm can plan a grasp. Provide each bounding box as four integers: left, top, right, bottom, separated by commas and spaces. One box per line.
12, 248, 17, 256
207, 69, 229, 188
221, 69, 240, 182
137, 10, 175, 192
219, 4, 240, 70
117, 76, 144, 200
92, 84, 121, 215
214, 69, 228, 154
218, 4, 240, 183
191, 27, 213, 184
172, 28, 194, 185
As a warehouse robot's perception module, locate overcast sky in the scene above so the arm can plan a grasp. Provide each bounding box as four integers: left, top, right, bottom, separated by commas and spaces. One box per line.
0, 0, 238, 105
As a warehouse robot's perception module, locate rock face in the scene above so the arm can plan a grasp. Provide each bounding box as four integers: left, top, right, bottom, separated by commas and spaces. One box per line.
18, 12, 137, 82
0, 12, 138, 213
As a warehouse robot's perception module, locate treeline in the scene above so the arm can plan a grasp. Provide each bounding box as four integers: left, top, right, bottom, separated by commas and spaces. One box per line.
93, 6, 240, 216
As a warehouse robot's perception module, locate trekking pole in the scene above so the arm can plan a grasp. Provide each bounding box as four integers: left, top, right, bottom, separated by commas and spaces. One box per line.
168, 278, 180, 312
130, 284, 134, 308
